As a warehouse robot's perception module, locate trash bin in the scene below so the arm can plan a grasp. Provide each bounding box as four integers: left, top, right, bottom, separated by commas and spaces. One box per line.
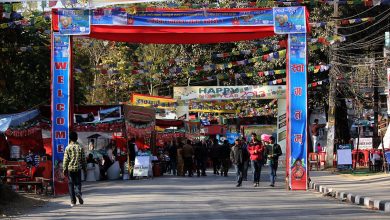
153, 162, 161, 177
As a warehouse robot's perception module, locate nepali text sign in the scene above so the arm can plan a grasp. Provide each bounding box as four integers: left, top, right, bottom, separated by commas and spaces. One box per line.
131, 93, 176, 109
273, 7, 306, 34
52, 34, 71, 195
92, 8, 274, 26
174, 85, 285, 101
58, 9, 91, 35
288, 33, 308, 190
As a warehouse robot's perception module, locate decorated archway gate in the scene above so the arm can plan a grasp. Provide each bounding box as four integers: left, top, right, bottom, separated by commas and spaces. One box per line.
51, 6, 309, 194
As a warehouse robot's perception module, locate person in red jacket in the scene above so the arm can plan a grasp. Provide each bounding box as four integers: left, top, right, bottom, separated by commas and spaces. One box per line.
247, 133, 265, 187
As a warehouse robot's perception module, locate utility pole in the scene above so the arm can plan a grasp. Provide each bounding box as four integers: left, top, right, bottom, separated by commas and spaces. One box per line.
372, 56, 379, 148
326, 2, 339, 168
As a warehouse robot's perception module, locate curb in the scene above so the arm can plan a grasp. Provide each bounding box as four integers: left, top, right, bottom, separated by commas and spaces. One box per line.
308, 181, 390, 212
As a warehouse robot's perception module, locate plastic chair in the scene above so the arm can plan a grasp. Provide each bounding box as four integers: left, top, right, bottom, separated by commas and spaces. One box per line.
309, 153, 319, 171
362, 150, 370, 167
352, 150, 358, 169
319, 152, 327, 169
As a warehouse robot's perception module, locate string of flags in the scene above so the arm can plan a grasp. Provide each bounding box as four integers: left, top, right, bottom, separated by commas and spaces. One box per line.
1, 45, 49, 52
310, 16, 375, 28
132, 49, 287, 75
258, 64, 331, 76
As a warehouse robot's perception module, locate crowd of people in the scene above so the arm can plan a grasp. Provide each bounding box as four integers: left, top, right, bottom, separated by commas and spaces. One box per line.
161, 132, 282, 187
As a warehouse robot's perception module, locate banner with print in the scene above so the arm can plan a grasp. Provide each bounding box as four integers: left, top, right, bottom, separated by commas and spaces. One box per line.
92, 8, 274, 27
273, 7, 306, 34
52, 33, 71, 195
226, 132, 241, 144
58, 9, 91, 35
288, 33, 307, 190
174, 85, 285, 101
91, 0, 168, 8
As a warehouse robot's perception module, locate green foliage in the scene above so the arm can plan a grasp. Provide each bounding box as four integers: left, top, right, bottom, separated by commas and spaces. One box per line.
0, 12, 51, 114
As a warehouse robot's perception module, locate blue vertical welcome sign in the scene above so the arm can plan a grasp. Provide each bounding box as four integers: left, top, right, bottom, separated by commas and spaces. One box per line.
288, 33, 307, 190
52, 33, 71, 195
273, 7, 307, 190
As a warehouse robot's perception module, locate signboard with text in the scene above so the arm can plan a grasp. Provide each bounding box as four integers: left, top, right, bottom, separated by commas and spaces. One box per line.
92, 8, 274, 27
51, 33, 71, 195
337, 144, 352, 170
288, 32, 307, 189
174, 85, 286, 101
273, 7, 306, 34
58, 9, 91, 35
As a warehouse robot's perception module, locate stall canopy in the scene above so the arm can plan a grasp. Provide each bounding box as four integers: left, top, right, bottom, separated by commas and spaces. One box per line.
0, 109, 39, 132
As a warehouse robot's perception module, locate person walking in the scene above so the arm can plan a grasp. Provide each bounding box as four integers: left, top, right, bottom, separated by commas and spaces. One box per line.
194, 140, 208, 177
266, 136, 282, 187
127, 138, 138, 179
177, 142, 185, 176
182, 140, 194, 177
210, 138, 221, 175
63, 131, 87, 207
220, 140, 231, 177
247, 133, 265, 187
168, 141, 178, 176
230, 139, 244, 187
241, 137, 250, 181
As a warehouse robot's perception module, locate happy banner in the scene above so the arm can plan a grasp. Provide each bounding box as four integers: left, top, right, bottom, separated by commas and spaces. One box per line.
174, 85, 286, 101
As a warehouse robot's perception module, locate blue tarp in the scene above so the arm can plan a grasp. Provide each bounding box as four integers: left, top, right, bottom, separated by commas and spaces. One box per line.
0, 109, 39, 133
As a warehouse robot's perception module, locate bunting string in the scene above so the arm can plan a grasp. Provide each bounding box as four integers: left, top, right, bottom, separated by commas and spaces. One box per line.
310, 16, 375, 27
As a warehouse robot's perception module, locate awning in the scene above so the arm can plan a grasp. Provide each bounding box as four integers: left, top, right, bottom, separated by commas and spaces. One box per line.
156, 119, 184, 128
0, 109, 39, 133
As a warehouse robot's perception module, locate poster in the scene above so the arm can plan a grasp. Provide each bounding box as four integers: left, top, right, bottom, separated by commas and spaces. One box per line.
288, 33, 308, 190
226, 132, 241, 144
174, 85, 285, 101
337, 144, 352, 170
134, 156, 151, 177
58, 9, 91, 35
354, 138, 373, 150
52, 33, 71, 195
273, 7, 306, 34
92, 8, 274, 26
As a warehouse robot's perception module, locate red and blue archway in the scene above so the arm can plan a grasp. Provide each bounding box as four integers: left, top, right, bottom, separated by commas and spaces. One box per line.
51, 6, 310, 194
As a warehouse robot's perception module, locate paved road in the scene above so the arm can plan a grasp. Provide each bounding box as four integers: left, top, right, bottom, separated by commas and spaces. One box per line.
18, 171, 387, 220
